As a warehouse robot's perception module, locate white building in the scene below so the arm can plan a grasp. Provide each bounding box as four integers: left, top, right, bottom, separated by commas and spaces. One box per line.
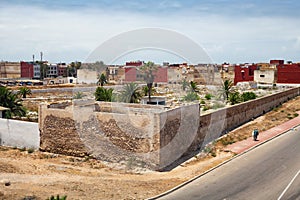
254, 69, 277, 87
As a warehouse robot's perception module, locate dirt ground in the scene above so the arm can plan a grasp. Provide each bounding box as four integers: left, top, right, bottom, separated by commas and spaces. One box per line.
1, 96, 300, 200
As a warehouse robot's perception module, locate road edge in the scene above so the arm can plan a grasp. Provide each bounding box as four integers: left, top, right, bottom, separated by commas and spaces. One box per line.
147, 124, 300, 200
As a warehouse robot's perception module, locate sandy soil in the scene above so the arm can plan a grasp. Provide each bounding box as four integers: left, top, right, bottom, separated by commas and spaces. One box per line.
1, 96, 300, 200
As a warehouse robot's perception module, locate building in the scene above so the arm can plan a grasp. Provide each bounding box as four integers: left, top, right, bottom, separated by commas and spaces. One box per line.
234, 64, 258, 85
0, 62, 21, 78
46, 63, 58, 78
124, 66, 168, 83
277, 62, 300, 84
254, 69, 277, 87
106, 65, 125, 84
21, 61, 41, 79
57, 63, 67, 77
77, 69, 98, 84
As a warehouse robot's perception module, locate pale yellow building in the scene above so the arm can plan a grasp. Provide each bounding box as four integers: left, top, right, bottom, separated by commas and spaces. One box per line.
0, 62, 21, 78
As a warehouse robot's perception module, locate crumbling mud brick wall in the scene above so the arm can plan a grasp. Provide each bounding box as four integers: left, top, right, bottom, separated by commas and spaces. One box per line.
39, 87, 300, 170
40, 100, 165, 170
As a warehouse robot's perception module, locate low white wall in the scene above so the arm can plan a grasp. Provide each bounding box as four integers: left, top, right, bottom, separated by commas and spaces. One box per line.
0, 119, 39, 149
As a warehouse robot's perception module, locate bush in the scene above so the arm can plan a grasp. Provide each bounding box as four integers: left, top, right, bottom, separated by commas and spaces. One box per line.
229, 92, 241, 105
73, 91, 84, 99
200, 99, 206, 104
202, 105, 210, 111
183, 92, 199, 102
241, 92, 257, 102
212, 102, 225, 110
205, 93, 213, 100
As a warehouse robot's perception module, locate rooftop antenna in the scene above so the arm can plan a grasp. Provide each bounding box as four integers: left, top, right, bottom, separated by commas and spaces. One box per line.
33, 54, 35, 63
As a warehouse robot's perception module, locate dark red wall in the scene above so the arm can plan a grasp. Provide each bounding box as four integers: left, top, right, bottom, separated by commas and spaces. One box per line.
234, 64, 257, 85
277, 64, 300, 83
125, 67, 137, 82
21, 61, 34, 78
154, 67, 168, 83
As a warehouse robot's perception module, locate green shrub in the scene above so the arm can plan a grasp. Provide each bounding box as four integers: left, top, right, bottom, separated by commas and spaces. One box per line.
200, 99, 206, 104
228, 92, 241, 105
73, 91, 84, 99
205, 93, 213, 100
241, 92, 257, 102
212, 102, 225, 110
183, 92, 199, 102
202, 105, 210, 111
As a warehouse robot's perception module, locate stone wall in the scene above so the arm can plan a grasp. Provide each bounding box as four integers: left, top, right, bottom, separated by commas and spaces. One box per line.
186, 87, 300, 153
40, 101, 164, 169
39, 87, 300, 170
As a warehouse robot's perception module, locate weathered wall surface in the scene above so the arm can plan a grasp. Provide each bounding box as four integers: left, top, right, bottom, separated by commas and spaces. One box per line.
40, 101, 163, 169
39, 87, 300, 170
0, 119, 39, 149
187, 87, 300, 152
159, 104, 200, 168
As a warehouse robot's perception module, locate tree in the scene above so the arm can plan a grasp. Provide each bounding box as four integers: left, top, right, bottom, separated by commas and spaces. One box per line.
182, 79, 189, 91
97, 73, 107, 86
95, 87, 113, 102
140, 61, 158, 102
189, 81, 199, 93
220, 79, 234, 100
0, 86, 26, 118
17, 87, 32, 98
67, 61, 81, 77
119, 82, 142, 103
142, 85, 155, 96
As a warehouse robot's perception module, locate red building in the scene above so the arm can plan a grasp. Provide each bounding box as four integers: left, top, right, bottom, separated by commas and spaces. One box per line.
125, 61, 143, 67
277, 63, 300, 84
270, 60, 284, 65
124, 66, 168, 83
234, 64, 258, 85
124, 67, 137, 82
21, 61, 34, 78
57, 63, 67, 77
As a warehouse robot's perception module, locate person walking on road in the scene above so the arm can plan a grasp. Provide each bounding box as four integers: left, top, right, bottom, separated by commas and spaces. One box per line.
252, 128, 259, 141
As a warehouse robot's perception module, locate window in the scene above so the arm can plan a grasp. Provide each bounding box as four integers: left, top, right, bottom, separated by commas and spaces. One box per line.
260, 75, 265, 78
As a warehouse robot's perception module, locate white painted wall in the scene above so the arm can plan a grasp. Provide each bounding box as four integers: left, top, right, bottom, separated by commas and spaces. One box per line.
0, 119, 39, 149
77, 69, 98, 84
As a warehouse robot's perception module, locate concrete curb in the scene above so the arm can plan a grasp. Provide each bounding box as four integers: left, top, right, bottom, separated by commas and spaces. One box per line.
147, 124, 300, 200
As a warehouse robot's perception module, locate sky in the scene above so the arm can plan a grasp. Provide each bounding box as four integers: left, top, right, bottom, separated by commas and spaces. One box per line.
1, 0, 300, 64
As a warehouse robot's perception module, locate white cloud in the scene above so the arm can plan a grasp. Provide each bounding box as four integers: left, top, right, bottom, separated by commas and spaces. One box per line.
1, 3, 300, 63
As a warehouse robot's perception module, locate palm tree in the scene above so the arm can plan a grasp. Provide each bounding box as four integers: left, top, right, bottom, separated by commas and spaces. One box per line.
140, 61, 157, 102
97, 73, 107, 86
18, 87, 32, 98
142, 85, 155, 97
0, 86, 26, 118
95, 87, 113, 101
120, 82, 142, 103
182, 79, 189, 91
221, 79, 234, 100
189, 81, 199, 93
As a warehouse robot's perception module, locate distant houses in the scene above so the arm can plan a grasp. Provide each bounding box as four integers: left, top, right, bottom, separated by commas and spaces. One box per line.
1, 59, 300, 86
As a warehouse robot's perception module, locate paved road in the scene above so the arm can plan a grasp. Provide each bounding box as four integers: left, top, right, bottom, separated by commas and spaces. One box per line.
158, 128, 300, 200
